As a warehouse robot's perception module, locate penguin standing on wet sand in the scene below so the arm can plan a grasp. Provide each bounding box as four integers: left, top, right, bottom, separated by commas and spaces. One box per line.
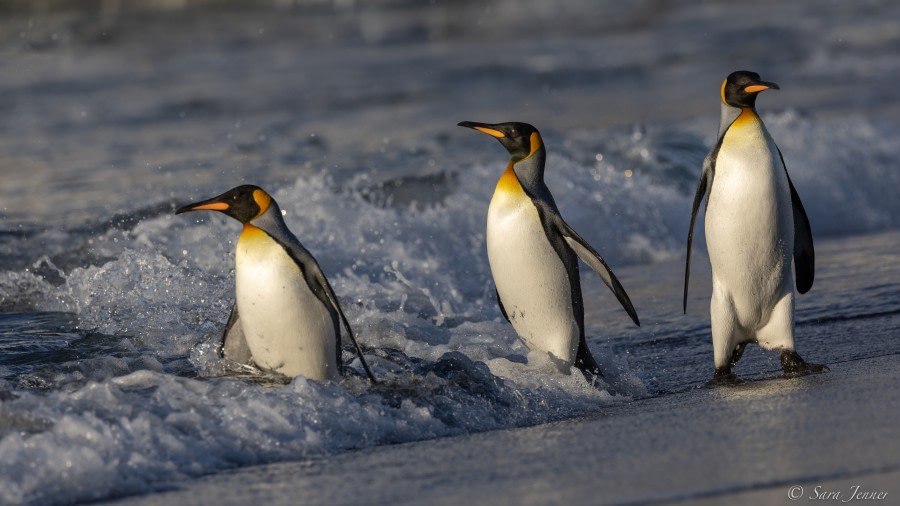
458, 121, 640, 378
684, 71, 827, 382
177, 185, 375, 383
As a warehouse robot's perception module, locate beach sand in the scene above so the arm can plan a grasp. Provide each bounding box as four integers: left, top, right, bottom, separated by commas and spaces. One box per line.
110, 232, 900, 505
111, 353, 899, 505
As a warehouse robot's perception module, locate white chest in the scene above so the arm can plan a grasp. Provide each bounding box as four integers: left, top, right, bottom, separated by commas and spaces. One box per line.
705, 116, 795, 319
486, 189, 579, 364
707, 118, 793, 252
235, 228, 338, 380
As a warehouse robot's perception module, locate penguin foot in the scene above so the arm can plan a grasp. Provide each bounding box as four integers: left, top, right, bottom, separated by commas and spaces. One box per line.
780, 350, 829, 377
574, 344, 604, 379
707, 367, 743, 387
575, 362, 604, 380
577, 366, 611, 392
574, 351, 604, 382
572, 359, 614, 393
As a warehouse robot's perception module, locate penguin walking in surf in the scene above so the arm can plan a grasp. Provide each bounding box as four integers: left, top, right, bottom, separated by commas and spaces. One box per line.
177, 185, 375, 383
684, 71, 827, 382
458, 121, 640, 378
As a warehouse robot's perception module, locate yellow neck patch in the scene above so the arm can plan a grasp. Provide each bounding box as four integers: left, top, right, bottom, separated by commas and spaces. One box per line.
731, 107, 759, 128
494, 161, 523, 196
240, 223, 267, 240
495, 133, 541, 198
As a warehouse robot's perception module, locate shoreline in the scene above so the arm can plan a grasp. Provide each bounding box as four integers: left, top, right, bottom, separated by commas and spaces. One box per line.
109, 352, 900, 505
96, 229, 900, 505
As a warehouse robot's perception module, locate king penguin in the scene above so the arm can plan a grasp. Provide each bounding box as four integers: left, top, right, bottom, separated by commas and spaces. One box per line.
684, 71, 826, 382
458, 121, 640, 378
176, 185, 375, 383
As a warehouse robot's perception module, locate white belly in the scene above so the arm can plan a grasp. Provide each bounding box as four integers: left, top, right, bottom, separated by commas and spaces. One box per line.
705, 120, 794, 328
487, 193, 579, 364
235, 228, 338, 380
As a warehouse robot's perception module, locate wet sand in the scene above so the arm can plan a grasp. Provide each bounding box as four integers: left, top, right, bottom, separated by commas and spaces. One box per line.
111, 352, 899, 505
110, 232, 900, 505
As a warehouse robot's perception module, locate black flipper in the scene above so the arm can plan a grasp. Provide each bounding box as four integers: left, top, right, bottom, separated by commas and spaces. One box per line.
496, 287, 510, 323
222, 303, 252, 365
684, 153, 715, 313
510, 164, 636, 380
523, 196, 601, 376
558, 223, 640, 327
311, 272, 377, 384
777, 149, 815, 294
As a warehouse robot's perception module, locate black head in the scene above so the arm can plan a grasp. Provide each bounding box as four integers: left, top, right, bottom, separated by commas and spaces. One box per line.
721, 70, 779, 108
458, 121, 543, 161
175, 184, 273, 224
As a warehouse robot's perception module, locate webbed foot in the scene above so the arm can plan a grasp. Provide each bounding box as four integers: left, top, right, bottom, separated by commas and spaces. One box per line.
780, 350, 829, 378
707, 366, 743, 387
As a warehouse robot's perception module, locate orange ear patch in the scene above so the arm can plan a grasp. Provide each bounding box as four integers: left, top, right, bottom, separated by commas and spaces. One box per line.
252, 189, 272, 217
527, 132, 542, 157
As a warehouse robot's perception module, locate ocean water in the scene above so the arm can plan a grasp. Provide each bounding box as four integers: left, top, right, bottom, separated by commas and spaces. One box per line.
1, 1, 899, 504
